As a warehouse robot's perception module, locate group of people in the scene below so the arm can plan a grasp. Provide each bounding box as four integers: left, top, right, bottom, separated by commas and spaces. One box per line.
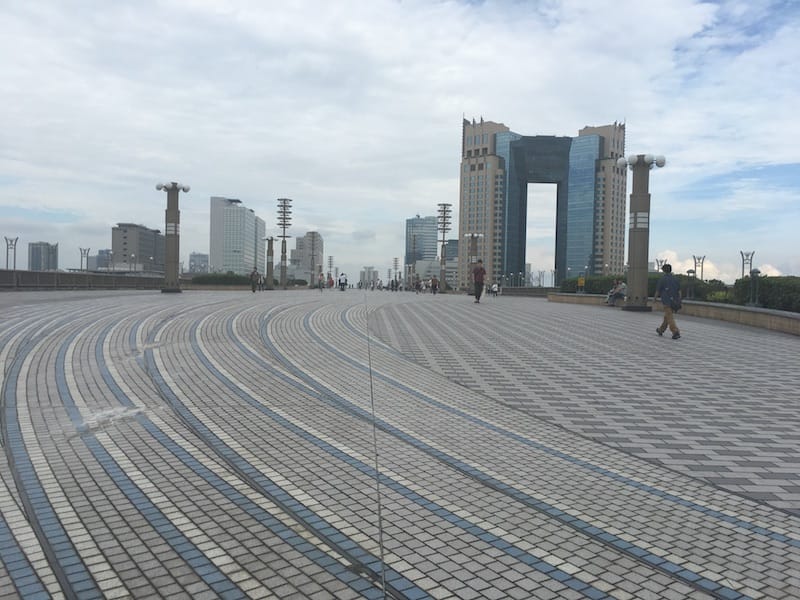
605, 279, 627, 306
249, 268, 266, 292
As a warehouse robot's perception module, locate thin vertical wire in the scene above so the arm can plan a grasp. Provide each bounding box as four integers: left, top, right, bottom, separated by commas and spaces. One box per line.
363, 293, 387, 598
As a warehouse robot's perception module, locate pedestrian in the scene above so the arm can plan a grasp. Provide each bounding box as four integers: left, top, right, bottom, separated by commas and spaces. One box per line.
431, 276, 439, 295
318, 272, 325, 292
472, 259, 486, 303
249, 267, 259, 293
654, 263, 681, 339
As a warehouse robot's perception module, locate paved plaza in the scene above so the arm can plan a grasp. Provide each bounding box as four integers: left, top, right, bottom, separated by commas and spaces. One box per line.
1, 289, 799, 599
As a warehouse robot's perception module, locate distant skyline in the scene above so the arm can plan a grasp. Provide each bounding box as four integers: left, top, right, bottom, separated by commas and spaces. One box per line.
1, 1, 798, 283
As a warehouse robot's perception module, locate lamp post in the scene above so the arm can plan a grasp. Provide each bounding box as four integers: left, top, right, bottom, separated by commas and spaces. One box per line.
693, 255, 706, 282
277, 198, 292, 289
747, 269, 761, 306
617, 153, 666, 311
109, 250, 114, 272
686, 269, 696, 300
5, 236, 18, 270
79, 247, 90, 271
740, 251, 755, 280
264, 237, 274, 290
156, 181, 190, 293
130, 254, 135, 272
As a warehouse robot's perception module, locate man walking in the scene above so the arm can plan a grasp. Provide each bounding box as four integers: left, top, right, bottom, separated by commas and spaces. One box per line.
472, 259, 486, 303
654, 264, 681, 339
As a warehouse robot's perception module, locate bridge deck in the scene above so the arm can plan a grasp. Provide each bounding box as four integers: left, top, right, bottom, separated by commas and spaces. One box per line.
1, 290, 798, 599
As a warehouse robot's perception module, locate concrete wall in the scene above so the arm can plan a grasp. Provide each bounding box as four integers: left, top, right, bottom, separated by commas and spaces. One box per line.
547, 292, 800, 336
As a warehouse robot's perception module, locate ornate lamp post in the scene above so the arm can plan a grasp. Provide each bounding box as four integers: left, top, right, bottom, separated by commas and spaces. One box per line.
5, 236, 18, 270
79, 248, 90, 271
264, 237, 275, 290
693, 255, 706, 282
616, 153, 666, 311
156, 181, 190, 293
740, 251, 755, 280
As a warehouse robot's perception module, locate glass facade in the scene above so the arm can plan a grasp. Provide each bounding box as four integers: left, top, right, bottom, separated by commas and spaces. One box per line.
405, 216, 437, 265
505, 136, 573, 280
459, 119, 623, 288
566, 135, 600, 276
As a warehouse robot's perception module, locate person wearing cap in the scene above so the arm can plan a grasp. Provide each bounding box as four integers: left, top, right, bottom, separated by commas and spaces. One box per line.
654, 263, 681, 339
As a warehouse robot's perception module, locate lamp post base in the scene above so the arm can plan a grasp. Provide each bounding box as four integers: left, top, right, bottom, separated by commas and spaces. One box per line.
161, 288, 182, 294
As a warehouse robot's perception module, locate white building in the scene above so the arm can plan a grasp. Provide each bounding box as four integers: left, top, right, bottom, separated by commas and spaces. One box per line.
288, 231, 324, 284
209, 197, 266, 275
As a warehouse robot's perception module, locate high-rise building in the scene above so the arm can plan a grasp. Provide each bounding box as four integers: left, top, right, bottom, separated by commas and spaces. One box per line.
458, 118, 626, 288
111, 223, 165, 272
95, 249, 112, 271
209, 197, 266, 275
405, 215, 438, 266
187, 252, 209, 274
288, 231, 324, 284
578, 124, 627, 277
27, 242, 58, 271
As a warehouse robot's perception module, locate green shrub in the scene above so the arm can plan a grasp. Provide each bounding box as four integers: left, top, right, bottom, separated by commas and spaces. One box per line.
191, 273, 250, 285
705, 290, 732, 303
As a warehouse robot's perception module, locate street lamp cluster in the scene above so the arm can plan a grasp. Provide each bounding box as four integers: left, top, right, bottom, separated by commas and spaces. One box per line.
616, 153, 666, 311
156, 181, 190, 293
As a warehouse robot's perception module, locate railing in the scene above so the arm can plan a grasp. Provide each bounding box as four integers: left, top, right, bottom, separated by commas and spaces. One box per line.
0, 269, 163, 290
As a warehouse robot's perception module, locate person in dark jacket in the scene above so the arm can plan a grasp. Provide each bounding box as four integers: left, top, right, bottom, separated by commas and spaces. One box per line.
654, 264, 681, 339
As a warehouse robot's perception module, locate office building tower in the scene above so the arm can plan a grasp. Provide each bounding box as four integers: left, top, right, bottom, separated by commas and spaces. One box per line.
209, 197, 266, 276
288, 231, 324, 284
188, 252, 209, 274
405, 215, 438, 266
458, 118, 626, 288
95, 249, 112, 271
27, 242, 58, 271
111, 223, 165, 272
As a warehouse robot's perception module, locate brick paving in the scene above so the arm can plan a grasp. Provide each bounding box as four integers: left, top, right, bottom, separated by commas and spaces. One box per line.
0, 289, 798, 599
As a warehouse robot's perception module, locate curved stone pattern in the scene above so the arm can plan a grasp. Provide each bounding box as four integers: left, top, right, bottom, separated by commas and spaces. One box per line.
0, 290, 799, 599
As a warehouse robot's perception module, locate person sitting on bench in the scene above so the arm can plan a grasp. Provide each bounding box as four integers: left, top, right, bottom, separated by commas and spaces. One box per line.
606, 279, 627, 306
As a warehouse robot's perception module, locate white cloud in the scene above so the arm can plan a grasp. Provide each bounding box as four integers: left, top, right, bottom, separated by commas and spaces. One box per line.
0, 0, 798, 282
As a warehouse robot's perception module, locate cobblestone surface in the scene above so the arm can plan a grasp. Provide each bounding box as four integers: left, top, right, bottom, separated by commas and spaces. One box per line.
0, 289, 798, 599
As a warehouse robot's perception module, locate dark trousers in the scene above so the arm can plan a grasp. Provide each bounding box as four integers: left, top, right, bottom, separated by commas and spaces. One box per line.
474, 282, 484, 301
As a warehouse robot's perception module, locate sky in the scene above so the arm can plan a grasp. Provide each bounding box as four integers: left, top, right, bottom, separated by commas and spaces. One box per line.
1, 0, 798, 283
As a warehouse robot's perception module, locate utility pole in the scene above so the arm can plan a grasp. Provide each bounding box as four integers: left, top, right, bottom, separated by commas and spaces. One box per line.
437, 203, 452, 291
277, 198, 292, 289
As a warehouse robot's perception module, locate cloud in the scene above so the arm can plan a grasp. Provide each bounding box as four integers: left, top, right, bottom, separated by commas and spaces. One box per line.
0, 0, 798, 282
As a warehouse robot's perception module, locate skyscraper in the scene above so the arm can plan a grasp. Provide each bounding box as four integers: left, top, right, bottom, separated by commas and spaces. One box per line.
288, 231, 324, 284
458, 118, 626, 288
27, 242, 58, 271
209, 197, 266, 275
405, 215, 438, 266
